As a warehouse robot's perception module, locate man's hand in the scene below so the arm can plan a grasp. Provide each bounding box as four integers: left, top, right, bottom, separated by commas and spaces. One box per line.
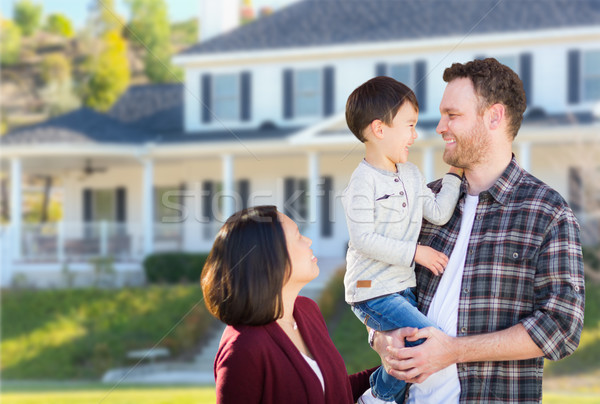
415, 245, 448, 276
385, 327, 459, 384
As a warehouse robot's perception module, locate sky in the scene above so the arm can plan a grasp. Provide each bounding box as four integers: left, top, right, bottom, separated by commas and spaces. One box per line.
1, 0, 301, 26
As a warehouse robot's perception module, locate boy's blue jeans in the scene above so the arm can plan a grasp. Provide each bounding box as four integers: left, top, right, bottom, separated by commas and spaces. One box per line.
351, 288, 436, 403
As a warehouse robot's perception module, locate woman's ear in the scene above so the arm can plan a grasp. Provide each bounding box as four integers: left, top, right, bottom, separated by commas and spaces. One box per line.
370, 119, 385, 140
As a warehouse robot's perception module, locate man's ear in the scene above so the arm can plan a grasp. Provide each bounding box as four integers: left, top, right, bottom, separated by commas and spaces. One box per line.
487, 104, 505, 130
370, 119, 385, 139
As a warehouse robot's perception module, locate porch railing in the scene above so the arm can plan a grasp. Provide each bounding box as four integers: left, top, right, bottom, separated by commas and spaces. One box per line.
15, 221, 222, 262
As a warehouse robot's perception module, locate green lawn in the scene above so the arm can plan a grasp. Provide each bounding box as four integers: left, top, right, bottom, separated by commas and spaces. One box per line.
1, 382, 599, 404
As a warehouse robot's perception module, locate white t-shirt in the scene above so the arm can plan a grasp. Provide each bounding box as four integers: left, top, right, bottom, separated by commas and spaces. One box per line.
302, 352, 325, 392
407, 194, 479, 404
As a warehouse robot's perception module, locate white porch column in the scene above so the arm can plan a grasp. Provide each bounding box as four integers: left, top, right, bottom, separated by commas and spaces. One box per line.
423, 147, 434, 183
142, 158, 154, 256
10, 158, 22, 260
222, 154, 235, 220
308, 152, 321, 249
519, 142, 532, 172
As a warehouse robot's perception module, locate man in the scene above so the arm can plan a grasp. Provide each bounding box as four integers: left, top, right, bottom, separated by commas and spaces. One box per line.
372, 58, 585, 403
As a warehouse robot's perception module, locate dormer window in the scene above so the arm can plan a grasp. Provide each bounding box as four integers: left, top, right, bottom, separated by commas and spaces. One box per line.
376, 61, 427, 112
213, 74, 240, 121
389, 63, 413, 88
583, 50, 600, 102
295, 69, 322, 117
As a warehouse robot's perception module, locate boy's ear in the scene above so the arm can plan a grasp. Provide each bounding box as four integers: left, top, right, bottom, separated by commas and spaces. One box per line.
370, 119, 385, 139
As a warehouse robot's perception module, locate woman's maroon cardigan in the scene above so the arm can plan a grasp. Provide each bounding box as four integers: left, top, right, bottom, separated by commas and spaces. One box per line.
214, 296, 376, 403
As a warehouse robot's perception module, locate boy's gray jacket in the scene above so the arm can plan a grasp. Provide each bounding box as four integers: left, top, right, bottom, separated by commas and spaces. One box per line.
342, 160, 461, 303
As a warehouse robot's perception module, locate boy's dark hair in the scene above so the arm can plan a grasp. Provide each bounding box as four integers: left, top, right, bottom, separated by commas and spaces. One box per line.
201, 205, 291, 326
443, 58, 526, 139
345, 76, 419, 143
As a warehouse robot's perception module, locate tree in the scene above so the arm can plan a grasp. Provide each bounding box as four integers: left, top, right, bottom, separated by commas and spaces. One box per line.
81, 30, 130, 111
45, 13, 75, 38
14, 0, 42, 36
40, 53, 71, 85
1, 18, 22, 65
126, 0, 179, 83
87, 0, 124, 36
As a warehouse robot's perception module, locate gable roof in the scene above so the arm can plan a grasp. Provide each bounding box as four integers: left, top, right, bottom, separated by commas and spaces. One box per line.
180, 0, 600, 56
0, 108, 151, 146
108, 83, 184, 134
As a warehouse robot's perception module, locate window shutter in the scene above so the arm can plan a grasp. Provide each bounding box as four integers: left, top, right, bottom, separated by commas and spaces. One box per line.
376, 63, 387, 77
283, 69, 294, 119
520, 53, 533, 106
116, 187, 126, 223
568, 50, 581, 104
323, 66, 335, 116
201, 73, 212, 123
237, 179, 250, 210
202, 181, 214, 221
283, 177, 295, 217
83, 189, 93, 222
320, 176, 333, 237
414, 60, 427, 113
241, 71, 252, 121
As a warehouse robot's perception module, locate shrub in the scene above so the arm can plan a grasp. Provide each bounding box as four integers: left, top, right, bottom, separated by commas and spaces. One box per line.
144, 252, 210, 284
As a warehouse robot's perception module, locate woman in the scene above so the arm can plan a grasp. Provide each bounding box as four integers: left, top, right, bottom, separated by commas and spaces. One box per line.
201, 205, 375, 403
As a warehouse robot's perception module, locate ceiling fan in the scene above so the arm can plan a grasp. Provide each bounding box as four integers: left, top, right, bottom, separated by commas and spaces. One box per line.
79, 159, 107, 180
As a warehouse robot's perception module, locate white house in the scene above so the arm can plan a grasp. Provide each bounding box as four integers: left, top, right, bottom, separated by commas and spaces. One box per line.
2, 0, 600, 288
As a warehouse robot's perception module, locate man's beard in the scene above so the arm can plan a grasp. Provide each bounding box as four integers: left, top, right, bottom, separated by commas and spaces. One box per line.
443, 118, 490, 169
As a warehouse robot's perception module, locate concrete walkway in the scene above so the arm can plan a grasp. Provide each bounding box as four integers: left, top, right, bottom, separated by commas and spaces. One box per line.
101, 257, 345, 385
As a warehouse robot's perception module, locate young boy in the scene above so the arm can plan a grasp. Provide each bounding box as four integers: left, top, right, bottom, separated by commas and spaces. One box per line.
342, 76, 463, 404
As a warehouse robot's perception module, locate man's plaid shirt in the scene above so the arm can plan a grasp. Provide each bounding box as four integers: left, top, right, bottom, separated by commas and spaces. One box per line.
415, 157, 585, 403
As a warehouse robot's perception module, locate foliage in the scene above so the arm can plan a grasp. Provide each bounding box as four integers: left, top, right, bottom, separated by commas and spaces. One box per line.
171, 18, 199, 47
143, 252, 210, 284
126, 0, 178, 83
81, 29, 130, 111
13, 0, 42, 36
1, 18, 22, 66
45, 13, 75, 38
318, 268, 346, 321
0, 286, 211, 379
87, 0, 124, 36
40, 53, 71, 84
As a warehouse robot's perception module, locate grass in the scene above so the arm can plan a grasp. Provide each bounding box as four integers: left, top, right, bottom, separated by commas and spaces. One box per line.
0, 382, 216, 404
1, 382, 598, 404
1, 286, 212, 379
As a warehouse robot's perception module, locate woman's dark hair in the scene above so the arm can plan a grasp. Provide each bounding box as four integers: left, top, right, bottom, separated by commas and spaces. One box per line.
200, 205, 291, 326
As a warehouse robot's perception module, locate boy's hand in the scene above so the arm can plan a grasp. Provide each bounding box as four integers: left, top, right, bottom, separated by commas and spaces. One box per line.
448, 166, 464, 177
415, 245, 448, 276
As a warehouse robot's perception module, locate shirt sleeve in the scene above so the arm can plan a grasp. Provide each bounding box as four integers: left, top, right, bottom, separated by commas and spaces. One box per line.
342, 170, 418, 268
420, 173, 461, 226
215, 336, 264, 403
520, 207, 585, 360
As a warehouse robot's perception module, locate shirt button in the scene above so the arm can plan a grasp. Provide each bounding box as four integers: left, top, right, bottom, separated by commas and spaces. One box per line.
402, 202, 407, 207
399, 191, 404, 196
463, 288, 469, 294
394, 178, 400, 182
477, 215, 482, 220
513, 252, 519, 259
469, 248, 474, 255
460, 327, 467, 333
574, 286, 580, 292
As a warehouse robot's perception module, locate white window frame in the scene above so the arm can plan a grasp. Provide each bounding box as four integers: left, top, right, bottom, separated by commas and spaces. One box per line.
389, 63, 414, 87
582, 49, 600, 102
213, 73, 240, 121
294, 68, 322, 118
